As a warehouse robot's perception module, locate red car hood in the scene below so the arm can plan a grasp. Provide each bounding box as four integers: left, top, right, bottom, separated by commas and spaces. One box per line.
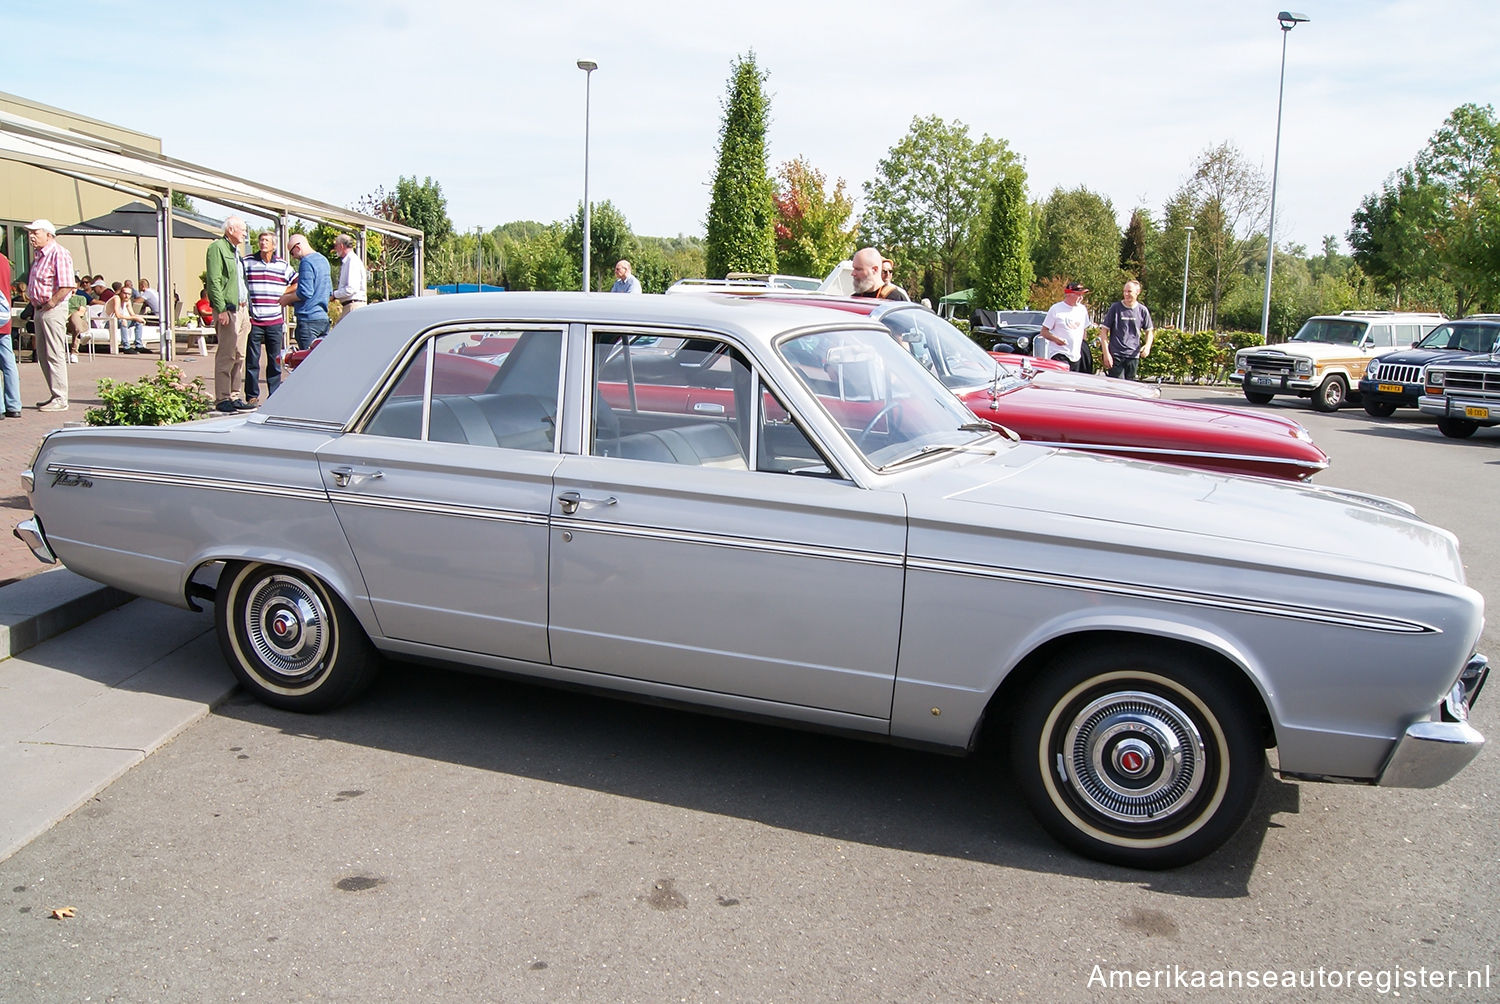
958, 382, 1328, 480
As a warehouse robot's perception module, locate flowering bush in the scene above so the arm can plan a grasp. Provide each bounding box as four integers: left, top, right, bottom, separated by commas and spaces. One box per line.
86, 361, 214, 426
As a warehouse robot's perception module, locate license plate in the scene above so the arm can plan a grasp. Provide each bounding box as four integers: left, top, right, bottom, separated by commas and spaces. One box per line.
1465, 405, 1490, 419
1249, 375, 1276, 387
1378, 383, 1403, 394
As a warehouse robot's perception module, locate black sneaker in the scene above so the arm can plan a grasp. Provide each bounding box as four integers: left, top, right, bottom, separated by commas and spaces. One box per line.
4, 410, 20, 419
216, 400, 238, 414
120, 346, 136, 354
232, 399, 258, 410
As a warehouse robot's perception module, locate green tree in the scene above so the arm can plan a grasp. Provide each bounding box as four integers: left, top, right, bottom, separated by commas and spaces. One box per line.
394, 175, 453, 244
772, 156, 856, 279
972, 167, 1032, 311
503, 223, 576, 291
1120, 208, 1150, 284
861, 115, 1016, 295
1414, 102, 1500, 314
1031, 186, 1121, 300
1173, 142, 1269, 328
565, 200, 637, 291
705, 52, 777, 279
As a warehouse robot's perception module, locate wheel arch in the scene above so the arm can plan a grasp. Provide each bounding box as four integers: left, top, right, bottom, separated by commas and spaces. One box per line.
181, 547, 378, 639
973, 628, 1276, 756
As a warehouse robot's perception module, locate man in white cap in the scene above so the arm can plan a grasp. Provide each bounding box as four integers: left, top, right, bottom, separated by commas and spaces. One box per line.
24, 220, 76, 412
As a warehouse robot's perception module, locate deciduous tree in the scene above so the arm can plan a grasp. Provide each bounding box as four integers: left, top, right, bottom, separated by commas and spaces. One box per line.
1031, 186, 1121, 301
972, 167, 1032, 311
773, 156, 856, 279
861, 115, 1016, 295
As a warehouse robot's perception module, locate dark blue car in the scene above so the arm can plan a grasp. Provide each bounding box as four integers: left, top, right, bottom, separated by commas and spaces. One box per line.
1359, 318, 1500, 416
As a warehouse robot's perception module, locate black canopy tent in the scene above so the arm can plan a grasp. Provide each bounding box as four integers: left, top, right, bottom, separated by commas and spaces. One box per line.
58, 201, 222, 289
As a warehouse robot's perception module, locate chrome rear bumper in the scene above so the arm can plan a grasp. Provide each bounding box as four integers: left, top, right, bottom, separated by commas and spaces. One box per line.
1379, 654, 1488, 788
13, 517, 57, 565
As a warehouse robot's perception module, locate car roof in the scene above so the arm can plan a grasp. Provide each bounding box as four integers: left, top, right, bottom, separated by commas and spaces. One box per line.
261, 291, 884, 427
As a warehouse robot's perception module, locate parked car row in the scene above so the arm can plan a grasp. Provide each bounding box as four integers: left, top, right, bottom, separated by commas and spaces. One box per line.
1233, 311, 1500, 441
17, 292, 1487, 871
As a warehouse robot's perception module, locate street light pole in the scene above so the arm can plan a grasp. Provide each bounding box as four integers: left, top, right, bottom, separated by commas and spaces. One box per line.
1260, 11, 1310, 341
1179, 226, 1194, 331
577, 59, 597, 292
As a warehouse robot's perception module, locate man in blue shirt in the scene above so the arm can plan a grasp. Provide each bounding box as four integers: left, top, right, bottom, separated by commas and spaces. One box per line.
280, 234, 332, 349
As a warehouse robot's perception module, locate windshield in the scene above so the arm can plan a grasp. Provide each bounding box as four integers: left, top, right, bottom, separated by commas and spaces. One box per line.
1290, 318, 1367, 346
994, 310, 1047, 326
777, 326, 996, 468
878, 308, 1002, 390
1416, 323, 1499, 353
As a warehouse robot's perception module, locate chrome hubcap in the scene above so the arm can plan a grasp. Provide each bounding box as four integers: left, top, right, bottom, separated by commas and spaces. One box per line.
243, 574, 329, 682
1061, 691, 1207, 823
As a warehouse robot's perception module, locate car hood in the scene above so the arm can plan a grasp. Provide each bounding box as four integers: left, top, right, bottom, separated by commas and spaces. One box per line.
957, 383, 1322, 460
1373, 348, 1484, 366
1247, 342, 1365, 360
904, 445, 1463, 584
1431, 353, 1500, 372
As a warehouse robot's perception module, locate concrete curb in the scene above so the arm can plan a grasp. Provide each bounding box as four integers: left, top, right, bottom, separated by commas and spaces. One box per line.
0, 568, 135, 661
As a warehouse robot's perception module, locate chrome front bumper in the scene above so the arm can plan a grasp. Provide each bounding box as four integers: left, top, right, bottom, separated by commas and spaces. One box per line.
1379, 654, 1488, 788
13, 517, 57, 565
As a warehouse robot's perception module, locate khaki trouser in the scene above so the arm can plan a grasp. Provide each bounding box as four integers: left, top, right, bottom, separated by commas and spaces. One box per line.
213, 306, 251, 403
35, 302, 70, 405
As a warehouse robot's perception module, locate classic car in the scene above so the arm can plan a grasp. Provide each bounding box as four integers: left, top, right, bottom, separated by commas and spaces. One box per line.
15, 292, 1487, 869
1358, 319, 1500, 417
749, 295, 1328, 481
972, 308, 1048, 355
1231, 311, 1446, 412
1418, 350, 1500, 438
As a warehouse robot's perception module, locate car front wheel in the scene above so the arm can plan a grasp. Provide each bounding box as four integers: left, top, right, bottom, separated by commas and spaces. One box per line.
1242, 388, 1274, 405
1011, 647, 1263, 869
1363, 399, 1398, 418
1437, 417, 1479, 439
215, 561, 377, 712
1311, 375, 1347, 412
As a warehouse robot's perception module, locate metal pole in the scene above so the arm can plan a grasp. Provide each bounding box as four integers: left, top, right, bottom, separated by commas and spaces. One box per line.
1261, 14, 1308, 341
577, 60, 597, 292
1179, 226, 1194, 331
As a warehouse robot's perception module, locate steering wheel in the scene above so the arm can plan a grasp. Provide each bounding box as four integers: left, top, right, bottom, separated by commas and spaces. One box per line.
855, 402, 900, 448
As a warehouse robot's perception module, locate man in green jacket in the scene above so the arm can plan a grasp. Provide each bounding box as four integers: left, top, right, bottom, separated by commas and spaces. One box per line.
206, 215, 253, 413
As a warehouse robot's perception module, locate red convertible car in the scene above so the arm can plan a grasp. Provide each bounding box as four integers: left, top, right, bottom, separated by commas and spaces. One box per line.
748, 295, 1329, 481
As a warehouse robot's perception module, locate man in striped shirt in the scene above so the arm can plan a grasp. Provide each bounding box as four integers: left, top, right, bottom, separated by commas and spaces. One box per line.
242, 232, 295, 402
24, 220, 76, 412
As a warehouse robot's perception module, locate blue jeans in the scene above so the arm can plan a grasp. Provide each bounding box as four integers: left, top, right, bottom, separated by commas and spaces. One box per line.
245, 322, 284, 400
0, 330, 20, 412
122, 320, 146, 350
294, 315, 328, 350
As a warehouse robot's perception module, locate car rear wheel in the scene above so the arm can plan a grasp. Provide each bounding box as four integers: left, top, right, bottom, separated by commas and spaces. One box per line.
1010, 646, 1263, 869
1437, 417, 1479, 439
215, 561, 377, 712
1311, 375, 1347, 412
1362, 399, 1398, 418
1242, 388, 1274, 405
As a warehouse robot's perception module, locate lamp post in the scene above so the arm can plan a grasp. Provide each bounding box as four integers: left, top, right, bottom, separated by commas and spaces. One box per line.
577, 59, 597, 292
1179, 225, 1194, 331
1260, 11, 1310, 341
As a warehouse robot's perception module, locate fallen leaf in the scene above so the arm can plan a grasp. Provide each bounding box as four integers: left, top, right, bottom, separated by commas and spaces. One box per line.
50, 906, 76, 920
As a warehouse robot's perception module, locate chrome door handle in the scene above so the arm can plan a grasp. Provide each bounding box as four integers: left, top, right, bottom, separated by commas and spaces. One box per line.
330, 465, 385, 488
557, 490, 617, 516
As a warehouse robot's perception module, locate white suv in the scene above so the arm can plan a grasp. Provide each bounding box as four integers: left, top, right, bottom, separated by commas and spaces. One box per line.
1231, 311, 1446, 412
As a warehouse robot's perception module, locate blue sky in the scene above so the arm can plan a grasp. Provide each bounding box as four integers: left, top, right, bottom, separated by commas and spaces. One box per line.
6, 0, 1498, 257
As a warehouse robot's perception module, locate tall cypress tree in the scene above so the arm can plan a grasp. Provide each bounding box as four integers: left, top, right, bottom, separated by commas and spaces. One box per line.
973, 167, 1033, 311
705, 52, 777, 279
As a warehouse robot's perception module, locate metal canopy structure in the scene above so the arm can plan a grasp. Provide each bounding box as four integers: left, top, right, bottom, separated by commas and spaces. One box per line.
0, 104, 425, 359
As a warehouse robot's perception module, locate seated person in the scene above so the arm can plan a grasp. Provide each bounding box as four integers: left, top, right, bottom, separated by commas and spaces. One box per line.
107, 292, 147, 353
196, 288, 214, 327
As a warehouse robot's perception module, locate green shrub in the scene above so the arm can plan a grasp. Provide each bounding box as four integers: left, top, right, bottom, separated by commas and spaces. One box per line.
86, 361, 215, 426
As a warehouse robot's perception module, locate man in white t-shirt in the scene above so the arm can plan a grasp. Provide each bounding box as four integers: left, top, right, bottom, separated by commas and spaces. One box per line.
1038, 281, 1092, 371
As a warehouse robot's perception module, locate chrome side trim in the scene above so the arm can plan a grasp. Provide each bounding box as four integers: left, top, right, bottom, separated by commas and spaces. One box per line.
331, 493, 549, 527
44, 464, 325, 503
563, 517, 904, 567
907, 556, 1439, 635
261, 416, 345, 433
1022, 440, 1329, 472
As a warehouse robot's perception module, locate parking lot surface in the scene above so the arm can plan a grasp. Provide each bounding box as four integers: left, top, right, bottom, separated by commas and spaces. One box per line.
0, 385, 1495, 1001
